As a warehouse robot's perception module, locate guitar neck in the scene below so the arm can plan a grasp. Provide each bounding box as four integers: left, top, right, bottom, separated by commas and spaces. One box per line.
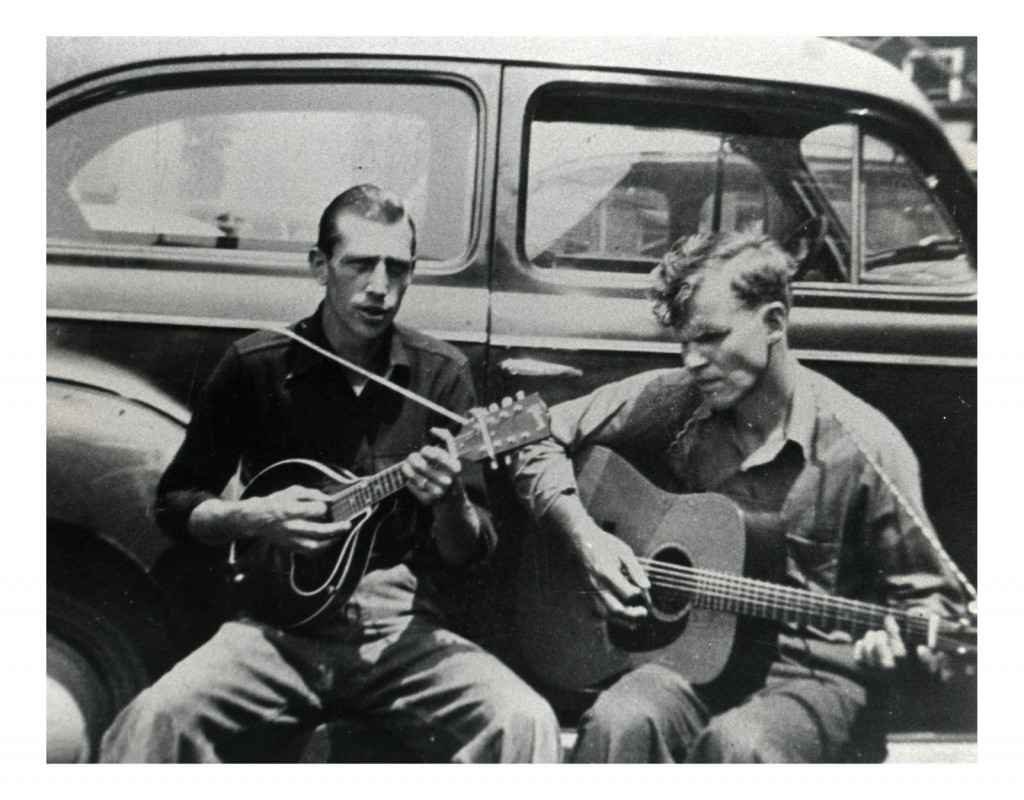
651, 565, 971, 655
329, 462, 408, 520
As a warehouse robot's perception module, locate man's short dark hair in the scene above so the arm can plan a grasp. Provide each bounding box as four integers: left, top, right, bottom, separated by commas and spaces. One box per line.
650, 230, 795, 328
316, 184, 417, 257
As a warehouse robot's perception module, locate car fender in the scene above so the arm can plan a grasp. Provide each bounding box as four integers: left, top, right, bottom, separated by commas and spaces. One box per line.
47, 348, 188, 574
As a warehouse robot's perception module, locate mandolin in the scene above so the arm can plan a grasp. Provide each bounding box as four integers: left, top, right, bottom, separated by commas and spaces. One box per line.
230, 393, 550, 628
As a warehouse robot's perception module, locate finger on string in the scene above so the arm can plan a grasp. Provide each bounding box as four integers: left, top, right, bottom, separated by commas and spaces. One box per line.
883, 615, 907, 659
622, 554, 651, 591
431, 426, 459, 456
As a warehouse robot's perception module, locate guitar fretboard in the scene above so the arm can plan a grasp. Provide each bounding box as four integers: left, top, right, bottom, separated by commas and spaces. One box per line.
642, 560, 973, 655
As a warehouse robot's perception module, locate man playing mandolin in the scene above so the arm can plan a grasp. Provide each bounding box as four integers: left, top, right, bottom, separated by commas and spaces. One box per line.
101, 185, 561, 763
513, 230, 973, 763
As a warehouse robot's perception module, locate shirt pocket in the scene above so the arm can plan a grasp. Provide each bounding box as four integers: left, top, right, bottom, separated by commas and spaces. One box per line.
781, 464, 841, 588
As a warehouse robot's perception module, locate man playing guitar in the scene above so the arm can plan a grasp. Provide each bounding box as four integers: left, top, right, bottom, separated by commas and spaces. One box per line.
512, 230, 973, 762
100, 185, 560, 763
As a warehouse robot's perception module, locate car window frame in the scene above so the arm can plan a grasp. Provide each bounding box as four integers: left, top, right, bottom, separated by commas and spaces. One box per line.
46, 57, 495, 280
504, 68, 976, 302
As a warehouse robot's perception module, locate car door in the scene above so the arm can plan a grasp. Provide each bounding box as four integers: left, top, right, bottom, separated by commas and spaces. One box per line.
488, 64, 977, 586
48, 53, 500, 410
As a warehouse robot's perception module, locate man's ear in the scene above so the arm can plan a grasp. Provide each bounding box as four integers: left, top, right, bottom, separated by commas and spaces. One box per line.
761, 301, 788, 345
309, 247, 328, 286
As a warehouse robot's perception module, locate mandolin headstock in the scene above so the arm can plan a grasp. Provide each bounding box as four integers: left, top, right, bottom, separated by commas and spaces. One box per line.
455, 392, 551, 467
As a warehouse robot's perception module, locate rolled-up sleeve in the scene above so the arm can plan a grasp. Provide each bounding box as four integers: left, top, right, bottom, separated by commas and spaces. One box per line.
512, 371, 670, 522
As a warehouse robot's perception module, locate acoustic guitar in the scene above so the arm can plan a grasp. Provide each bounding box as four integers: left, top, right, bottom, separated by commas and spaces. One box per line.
229, 393, 550, 628
516, 446, 976, 690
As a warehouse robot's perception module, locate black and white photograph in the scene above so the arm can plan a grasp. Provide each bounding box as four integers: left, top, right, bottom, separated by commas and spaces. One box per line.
32, 19, 1005, 796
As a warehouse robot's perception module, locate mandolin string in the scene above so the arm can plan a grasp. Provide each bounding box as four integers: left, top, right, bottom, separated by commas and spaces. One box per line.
329, 462, 410, 519
637, 558, 964, 645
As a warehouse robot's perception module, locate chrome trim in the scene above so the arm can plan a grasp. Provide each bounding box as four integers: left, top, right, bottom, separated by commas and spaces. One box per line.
48, 311, 975, 367
46, 309, 489, 345
795, 350, 976, 368
489, 333, 976, 368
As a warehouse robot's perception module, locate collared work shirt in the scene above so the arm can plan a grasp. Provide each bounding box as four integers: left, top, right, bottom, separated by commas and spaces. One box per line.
512, 365, 967, 632
156, 307, 495, 573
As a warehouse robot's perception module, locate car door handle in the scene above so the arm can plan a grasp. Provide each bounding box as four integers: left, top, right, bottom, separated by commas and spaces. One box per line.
499, 358, 584, 378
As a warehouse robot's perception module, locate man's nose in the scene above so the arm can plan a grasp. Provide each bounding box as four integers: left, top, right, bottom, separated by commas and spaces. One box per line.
682, 343, 708, 370
365, 259, 390, 295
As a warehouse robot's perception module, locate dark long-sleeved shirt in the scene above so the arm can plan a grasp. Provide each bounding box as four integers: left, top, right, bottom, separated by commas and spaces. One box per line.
156, 306, 495, 574
513, 365, 967, 636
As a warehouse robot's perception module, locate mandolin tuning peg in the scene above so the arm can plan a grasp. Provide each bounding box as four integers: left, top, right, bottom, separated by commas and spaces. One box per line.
504, 454, 513, 466
501, 396, 514, 407
516, 390, 525, 400
488, 403, 499, 413
489, 459, 499, 470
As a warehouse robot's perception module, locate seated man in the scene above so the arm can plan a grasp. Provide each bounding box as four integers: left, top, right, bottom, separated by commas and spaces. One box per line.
512, 230, 972, 763
100, 184, 560, 763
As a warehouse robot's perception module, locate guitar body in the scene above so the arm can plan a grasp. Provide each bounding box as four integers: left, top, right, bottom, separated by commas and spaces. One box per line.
516, 446, 781, 693
230, 459, 390, 629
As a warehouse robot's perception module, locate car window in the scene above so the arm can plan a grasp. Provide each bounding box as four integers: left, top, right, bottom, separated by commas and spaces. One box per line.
47, 81, 478, 265
526, 122, 789, 276
801, 124, 975, 290
523, 90, 973, 292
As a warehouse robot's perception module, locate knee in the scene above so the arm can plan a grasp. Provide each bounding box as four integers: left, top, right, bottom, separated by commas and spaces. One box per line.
482, 688, 561, 763
494, 689, 560, 741
99, 681, 209, 762
579, 689, 662, 745
691, 715, 794, 763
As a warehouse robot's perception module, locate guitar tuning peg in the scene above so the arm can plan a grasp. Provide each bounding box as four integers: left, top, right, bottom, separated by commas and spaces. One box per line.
504, 454, 513, 466
516, 390, 525, 400
489, 459, 499, 470
488, 403, 499, 413
501, 396, 513, 408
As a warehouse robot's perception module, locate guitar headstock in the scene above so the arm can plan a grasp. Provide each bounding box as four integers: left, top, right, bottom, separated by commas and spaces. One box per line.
455, 392, 550, 466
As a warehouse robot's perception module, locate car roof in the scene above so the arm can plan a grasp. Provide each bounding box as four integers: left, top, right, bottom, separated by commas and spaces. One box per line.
47, 36, 936, 120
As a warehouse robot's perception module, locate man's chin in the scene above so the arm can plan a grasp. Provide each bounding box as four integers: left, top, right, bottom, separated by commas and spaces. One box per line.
700, 389, 737, 411
352, 313, 394, 337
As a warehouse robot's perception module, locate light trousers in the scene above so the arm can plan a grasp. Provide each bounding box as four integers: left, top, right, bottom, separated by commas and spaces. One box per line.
100, 566, 561, 763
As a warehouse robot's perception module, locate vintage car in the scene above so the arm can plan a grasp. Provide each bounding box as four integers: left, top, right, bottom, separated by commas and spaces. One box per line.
46, 36, 977, 762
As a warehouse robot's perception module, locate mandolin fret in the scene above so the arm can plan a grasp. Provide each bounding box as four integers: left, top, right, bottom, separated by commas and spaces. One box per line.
329, 463, 410, 521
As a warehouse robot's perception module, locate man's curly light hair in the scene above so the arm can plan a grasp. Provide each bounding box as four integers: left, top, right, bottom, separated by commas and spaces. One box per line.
650, 230, 796, 328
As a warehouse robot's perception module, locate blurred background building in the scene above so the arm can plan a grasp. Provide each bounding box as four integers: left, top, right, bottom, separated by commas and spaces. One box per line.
833, 37, 977, 174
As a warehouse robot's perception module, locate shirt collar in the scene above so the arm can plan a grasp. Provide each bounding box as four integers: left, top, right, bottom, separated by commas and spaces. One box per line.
285, 305, 411, 383
687, 366, 817, 471
785, 367, 818, 457
739, 369, 817, 470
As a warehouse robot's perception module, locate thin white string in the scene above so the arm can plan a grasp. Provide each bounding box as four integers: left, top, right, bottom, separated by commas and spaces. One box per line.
269, 327, 469, 426
818, 384, 978, 604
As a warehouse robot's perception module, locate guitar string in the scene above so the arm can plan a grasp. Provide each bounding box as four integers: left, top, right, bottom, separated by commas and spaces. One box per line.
636, 558, 970, 647
639, 558, 890, 619
639, 557, 934, 627
637, 573, 965, 650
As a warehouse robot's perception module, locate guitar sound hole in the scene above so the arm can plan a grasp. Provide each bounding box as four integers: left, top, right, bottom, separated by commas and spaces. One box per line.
607, 542, 693, 654
647, 544, 693, 624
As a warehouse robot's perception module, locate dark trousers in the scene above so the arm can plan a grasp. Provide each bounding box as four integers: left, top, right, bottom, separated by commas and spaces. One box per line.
100, 566, 561, 763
